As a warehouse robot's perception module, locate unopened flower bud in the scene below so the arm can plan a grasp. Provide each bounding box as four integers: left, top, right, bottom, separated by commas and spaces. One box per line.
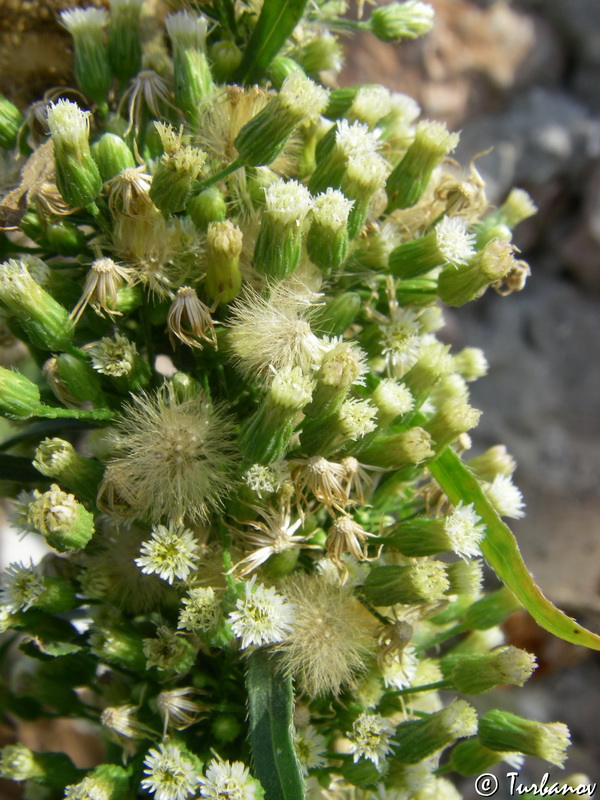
234, 71, 329, 167
300, 32, 343, 77
386, 120, 459, 211
389, 216, 476, 279
205, 220, 243, 304
107, 0, 144, 84
0, 258, 73, 351
188, 186, 227, 230
307, 189, 354, 274
209, 41, 243, 83
239, 366, 315, 464
313, 292, 361, 338
27, 484, 95, 552
0, 744, 80, 788
467, 445, 517, 482
424, 397, 481, 450
371, 378, 414, 424
90, 625, 147, 671
143, 626, 197, 674
464, 586, 522, 630
47, 100, 102, 209
478, 188, 537, 243
342, 151, 387, 238
91, 133, 136, 181
401, 341, 453, 406
267, 57, 306, 90
306, 341, 367, 418
166, 11, 214, 119
60, 8, 111, 105
392, 699, 477, 764
442, 646, 536, 694
448, 739, 522, 777
369, 1, 435, 42
363, 561, 450, 606
453, 346, 488, 382
0, 93, 23, 150
356, 426, 434, 470
88, 332, 151, 393
479, 710, 570, 767
33, 437, 104, 505
0, 368, 42, 418
253, 179, 313, 279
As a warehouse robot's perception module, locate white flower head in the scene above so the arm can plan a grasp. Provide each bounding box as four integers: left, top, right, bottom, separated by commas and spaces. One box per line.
335, 119, 380, 159
485, 474, 526, 519
380, 647, 419, 690
178, 586, 221, 633
141, 743, 200, 800
1, 560, 45, 613
46, 99, 90, 148
60, 8, 107, 34
64, 775, 110, 800
444, 501, 486, 559
278, 71, 330, 122
350, 85, 392, 127
88, 333, 138, 377
228, 576, 295, 649
349, 712, 396, 769
244, 462, 289, 497
338, 397, 378, 440
312, 188, 354, 232
165, 10, 208, 51
136, 522, 201, 584
435, 216, 476, 265
198, 757, 260, 800
264, 179, 313, 227
293, 724, 327, 775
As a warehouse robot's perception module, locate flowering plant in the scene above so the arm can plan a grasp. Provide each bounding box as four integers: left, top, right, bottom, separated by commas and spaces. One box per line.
0, 1, 598, 798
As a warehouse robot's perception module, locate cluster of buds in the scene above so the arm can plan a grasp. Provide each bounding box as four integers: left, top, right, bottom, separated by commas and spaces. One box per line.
0, 2, 587, 800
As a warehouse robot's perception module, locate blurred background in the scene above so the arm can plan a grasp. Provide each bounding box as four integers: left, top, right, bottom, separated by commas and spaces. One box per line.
0, 0, 599, 796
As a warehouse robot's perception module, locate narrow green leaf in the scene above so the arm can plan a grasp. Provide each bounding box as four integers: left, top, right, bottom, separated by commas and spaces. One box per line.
236, 0, 309, 85
428, 447, 600, 650
246, 649, 305, 800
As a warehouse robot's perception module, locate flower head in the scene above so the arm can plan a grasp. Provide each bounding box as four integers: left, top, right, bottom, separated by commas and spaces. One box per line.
484, 474, 526, 519
178, 586, 221, 634
141, 743, 200, 800
104, 387, 236, 523
1, 560, 45, 613
136, 522, 201, 584
167, 287, 218, 349
444, 502, 486, 559
71, 257, 132, 323
157, 687, 206, 734
198, 758, 261, 800
349, 712, 396, 769
293, 725, 327, 776
228, 576, 295, 649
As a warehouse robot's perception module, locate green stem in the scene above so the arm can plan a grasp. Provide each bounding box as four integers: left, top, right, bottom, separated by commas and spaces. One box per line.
194, 159, 243, 193
389, 679, 451, 696
35, 405, 114, 421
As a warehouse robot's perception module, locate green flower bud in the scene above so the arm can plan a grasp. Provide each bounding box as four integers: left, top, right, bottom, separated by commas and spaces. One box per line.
27, 484, 95, 552
305, 341, 367, 418
42, 220, 88, 257
442, 646, 537, 694
363, 561, 450, 605
342, 151, 387, 239
447, 739, 519, 777
166, 10, 214, 119
0, 368, 41, 418
47, 100, 102, 209
36, 576, 79, 613
467, 445, 517, 483
266, 57, 305, 91
48, 353, 105, 406
392, 699, 477, 764
107, 0, 143, 85
0, 92, 23, 149
209, 40, 243, 83
92, 132, 136, 181
313, 291, 361, 337
0, 258, 73, 351
463, 586, 522, 630
437, 238, 518, 306
479, 710, 570, 767
476, 189, 537, 247
307, 188, 354, 275
211, 714, 242, 744
386, 120, 459, 211
239, 366, 314, 464
0, 744, 81, 788
33, 437, 104, 505
60, 8, 111, 105
401, 341, 453, 407
89, 625, 147, 672
171, 371, 203, 403
356, 426, 434, 470
234, 71, 329, 167
253, 179, 313, 279
149, 124, 207, 214
205, 220, 243, 304
423, 397, 481, 450
369, 1, 435, 43
188, 186, 227, 230
143, 626, 198, 674
300, 32, 343, 76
